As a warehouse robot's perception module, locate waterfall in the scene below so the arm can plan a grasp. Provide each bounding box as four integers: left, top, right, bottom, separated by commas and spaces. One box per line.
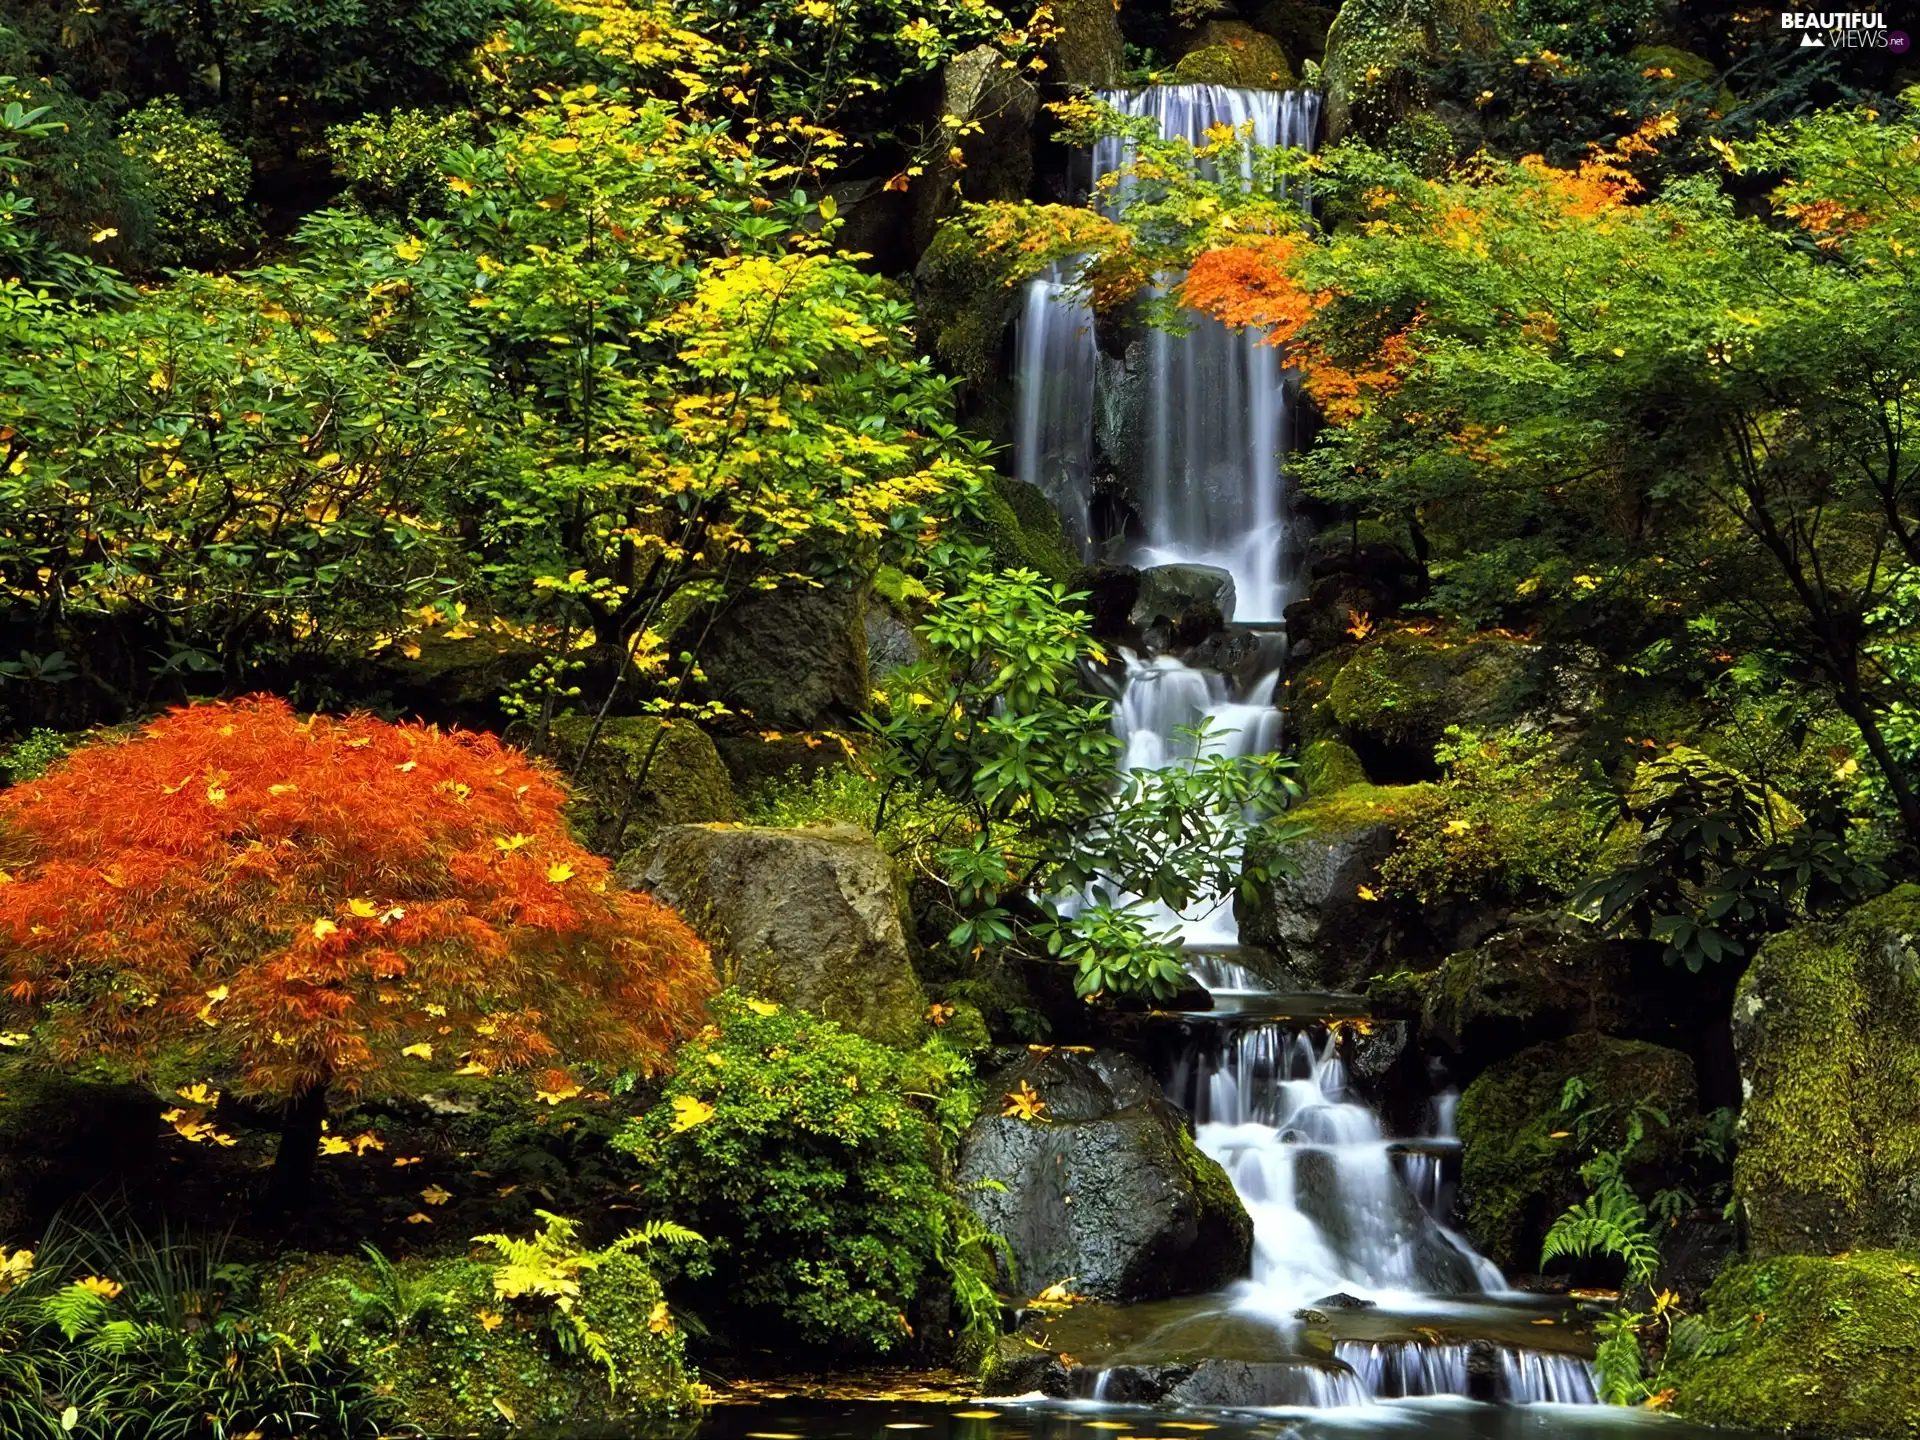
1014, 263, 1097, 558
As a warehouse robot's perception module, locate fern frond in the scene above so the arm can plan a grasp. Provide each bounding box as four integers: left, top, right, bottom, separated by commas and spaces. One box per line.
1541, 1188, 1661, 1286
611, 1220, 705, 1253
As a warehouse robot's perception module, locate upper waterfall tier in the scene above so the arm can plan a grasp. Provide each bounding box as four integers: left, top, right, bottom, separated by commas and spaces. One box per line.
1012, 86, 1321, 623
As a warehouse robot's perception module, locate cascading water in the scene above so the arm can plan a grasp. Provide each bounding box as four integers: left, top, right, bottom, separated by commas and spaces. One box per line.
1008, 81, 1599, 1412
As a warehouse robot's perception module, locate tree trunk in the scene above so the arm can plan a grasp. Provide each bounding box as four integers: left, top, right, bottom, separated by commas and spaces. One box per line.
264, 1082, 329, 1215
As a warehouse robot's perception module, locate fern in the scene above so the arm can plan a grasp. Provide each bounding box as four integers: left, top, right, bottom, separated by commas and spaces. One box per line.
344, 1244, 448, 1342
1541, 1186, 1661, 1287
606, 1220, 705, 1254
40, 1283, 110, 1342
1592, 1310, 1651, 1405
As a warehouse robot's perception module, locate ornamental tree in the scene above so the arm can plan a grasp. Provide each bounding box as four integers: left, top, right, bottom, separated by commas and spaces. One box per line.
0, 695, 714, 1205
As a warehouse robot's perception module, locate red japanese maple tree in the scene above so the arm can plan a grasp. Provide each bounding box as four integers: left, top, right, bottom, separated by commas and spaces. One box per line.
0, 695, 714, 1205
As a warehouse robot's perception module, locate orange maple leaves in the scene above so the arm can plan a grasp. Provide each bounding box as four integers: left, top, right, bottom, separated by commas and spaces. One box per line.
0, 696, 713, 1101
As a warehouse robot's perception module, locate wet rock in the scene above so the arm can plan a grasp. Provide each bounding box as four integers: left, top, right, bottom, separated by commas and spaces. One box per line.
1312, 1291, 1377, 1311
956, 1049, 1252, 1302
1323, 625, 1536, 778
915, 46, 1038, 247
626, 824, 926, 1046
981, 1336, 1073, 1397
1732, 886, 1920, 1258
864, 605, 922, 683
1165, 1359, 1358, 1407
1074, 1363, 1196, 1403
690, 581, 867, 730
1130, 563, 1236, 645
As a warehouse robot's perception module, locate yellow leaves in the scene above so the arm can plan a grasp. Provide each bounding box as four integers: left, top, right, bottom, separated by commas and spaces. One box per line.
1355, 884, 1381, 901
447, 175, 477, 196
0, 1032, 28, 1048
90, 227, 118, 243
311, 918, 339, 940
177, 1083, 220, 1107
405, 1212, 434, 1224
346, 898, 380, 919
1002, 1080, 1048, 1122
76, 1275, 123, 1299
308, 329, 338, 345
395, 237, 427, 264
648, 1299, 674, 1334
1029, 1280, 1086, 1312
455, 1060, 493, 1077
203, 781, 228, 806
535, 1079, 583, 1105
926, 1002, 955, 1027
545, 861, 576, 884
744, 998, 780, 1016
393, 1155, 423, 1167
319, 1135, 353, 1156
402, 1043, 435, 1061
421, 1185, 453, 1207
477, 1308, 505, 1331
349, 1131, 384, 1156
268, 782, 298, 795
0, 1247, 34, 1295
197, 986, 229, 1027
548, 136, 582, 155
1444, 818, 1472, 834
147, 369, 171, 390
670, 1094, 716, 1131
161, 1107, 237, 1146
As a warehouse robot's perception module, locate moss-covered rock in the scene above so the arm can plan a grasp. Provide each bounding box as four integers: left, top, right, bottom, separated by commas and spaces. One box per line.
1045, 0, 1125, 86
1324, 625, 1534, 772
1236, 782, 1434, 990
547, 714, 737, 857
961, 476, 1080, 585
0, 1060, 166, 1240
1732, 887, 1920, 1258
265, 1249, 698, 1436
1174, 22, 1294, 87
1297, 737, 1368, 795
1456, 1032, 1696, 1271
1666, 1250, 1920, 1437
1417, 916, 1642, 1065
1250, 0, 1338, 65
1321, 0, 1504, 142
915, 222, 1020, 393
693, 579, 869, 730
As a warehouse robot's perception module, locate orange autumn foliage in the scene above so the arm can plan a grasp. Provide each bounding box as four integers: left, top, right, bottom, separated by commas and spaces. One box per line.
0, 696, 713, 1102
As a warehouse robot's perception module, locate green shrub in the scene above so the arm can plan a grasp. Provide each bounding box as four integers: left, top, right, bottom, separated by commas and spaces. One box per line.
613, 991, 991, 1358
0, 729, 72, 784
118, 98, 256, 267
326, 108, 471, 217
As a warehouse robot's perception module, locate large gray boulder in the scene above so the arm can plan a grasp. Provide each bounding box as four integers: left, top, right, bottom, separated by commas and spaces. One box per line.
1130, 563, 1237, 642
957, 1049, 1252, 1302
1236, 790, 1404, 991
691, 582, 867, 730
625, 824, 926, 1047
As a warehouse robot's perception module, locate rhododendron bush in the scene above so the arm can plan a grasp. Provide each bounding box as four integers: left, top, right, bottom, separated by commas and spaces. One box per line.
0, 696, 713, 1198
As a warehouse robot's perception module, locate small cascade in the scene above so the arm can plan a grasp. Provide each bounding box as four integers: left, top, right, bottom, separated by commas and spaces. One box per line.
1503, 1350, 1602, 1405
1014, 263, 1097, 557
1333, 1341, 1471, 1400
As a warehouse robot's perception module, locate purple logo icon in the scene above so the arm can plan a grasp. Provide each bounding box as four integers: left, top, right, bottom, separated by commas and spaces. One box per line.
1891, 29, 1911, 51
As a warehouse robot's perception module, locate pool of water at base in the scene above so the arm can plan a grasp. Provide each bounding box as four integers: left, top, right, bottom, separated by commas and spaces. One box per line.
691, 1396, 1746, 1440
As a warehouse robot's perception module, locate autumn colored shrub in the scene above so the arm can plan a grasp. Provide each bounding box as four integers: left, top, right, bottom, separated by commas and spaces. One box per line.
0, 695, 713, 1204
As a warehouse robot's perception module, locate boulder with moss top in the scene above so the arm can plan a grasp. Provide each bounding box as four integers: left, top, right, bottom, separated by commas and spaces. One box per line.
1045, 0, 1125, 85
1236, 782, 1432, 991
1174, 21, 1294, 87
1323, 625, 1535, 775
958, 1048, 1252, 1303
1666, 1249, 1920, 1437
1321, 0, 1504, 142
1731, 887, 1920, 1258
1455, 1032, 1696, 1271
691, 581, 869, 731
627, 823, 926, 1047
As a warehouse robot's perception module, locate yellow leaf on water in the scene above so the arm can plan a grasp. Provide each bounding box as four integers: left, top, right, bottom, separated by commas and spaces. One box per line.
670, 1095, 715, 1132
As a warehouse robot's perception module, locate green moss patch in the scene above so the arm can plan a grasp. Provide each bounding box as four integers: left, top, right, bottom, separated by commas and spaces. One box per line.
1732, 887, 1920, 1257
547, 714, 738, 857
1667, 1250, 1920, 1437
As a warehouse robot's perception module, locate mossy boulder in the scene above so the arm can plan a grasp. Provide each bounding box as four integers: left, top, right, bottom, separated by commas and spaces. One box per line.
1417, 916, 1643, 1067
961, 476, 1080, 585
915, 221, 1019, 393
0, 1060, 165, 1240
957, 1049, 1252, 1301
1251, 0, 1338, 65
1732, 887, 1920, 1258
1322, 0, 1505, 142
1456, 1032, 1696, 1271
1174, 22, 1294, 87
915, 45, 1038, 248
1666, 1250, 1920, 1437
264, 1249, 698, 1436
1323, 625, 1534, 774
627, 823, 927, 1047
547, 714, 737, 857
1297, 737, 1368, 795
1235, 782, 1434, 991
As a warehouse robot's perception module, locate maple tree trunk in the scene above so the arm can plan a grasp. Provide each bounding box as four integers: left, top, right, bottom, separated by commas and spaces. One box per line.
264, 1082, 329, 1215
